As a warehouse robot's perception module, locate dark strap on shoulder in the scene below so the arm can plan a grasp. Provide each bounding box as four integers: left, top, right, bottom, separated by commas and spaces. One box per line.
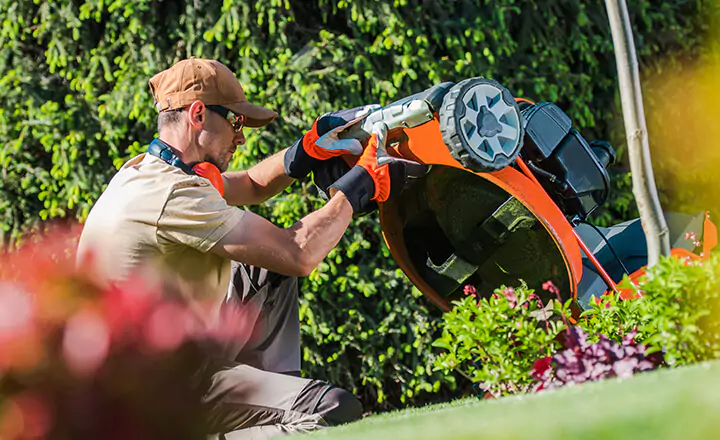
147, 138, 196, 175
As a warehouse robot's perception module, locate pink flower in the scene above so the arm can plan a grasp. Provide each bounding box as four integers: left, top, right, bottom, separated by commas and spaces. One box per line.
0, 284, 34, 339
463, 285, 477, 296
501, 287, 517, 308
0, 284, 43, 372
62, 310, 110, 376
542, 280, 559, 295
144, 302, 192, 352
592, 296, 611, 309
101, 276, 160, 341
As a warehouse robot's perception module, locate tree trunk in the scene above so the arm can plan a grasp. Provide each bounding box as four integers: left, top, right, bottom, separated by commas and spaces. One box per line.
604, 0, 670, 266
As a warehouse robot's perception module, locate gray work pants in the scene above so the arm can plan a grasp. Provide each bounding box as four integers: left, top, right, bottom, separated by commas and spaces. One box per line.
223, 262, 302, 374
204, 263, 362, 439
202, 362, 362, 439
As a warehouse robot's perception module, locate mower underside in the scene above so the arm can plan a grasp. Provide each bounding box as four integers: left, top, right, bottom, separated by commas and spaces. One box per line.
396, 165, 572, 305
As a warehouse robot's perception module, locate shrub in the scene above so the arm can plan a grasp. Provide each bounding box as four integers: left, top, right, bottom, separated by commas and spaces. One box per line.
433, 284, 569, 397
581, 253, 720, 366
435, 253, 720, 396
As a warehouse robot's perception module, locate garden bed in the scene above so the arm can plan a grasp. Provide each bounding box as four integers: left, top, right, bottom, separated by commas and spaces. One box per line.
306, 361, 720, 440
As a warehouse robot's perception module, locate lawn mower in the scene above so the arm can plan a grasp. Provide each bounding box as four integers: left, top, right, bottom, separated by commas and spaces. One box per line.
316, 77, 717, 311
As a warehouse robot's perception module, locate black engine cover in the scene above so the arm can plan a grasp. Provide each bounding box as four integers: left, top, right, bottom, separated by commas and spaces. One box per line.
520, 102, 613, 220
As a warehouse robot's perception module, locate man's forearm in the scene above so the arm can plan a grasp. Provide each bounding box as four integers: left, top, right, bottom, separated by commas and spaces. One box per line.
210, 190, 354, 277
287, 191, 354, 275
223, 148, 294, 206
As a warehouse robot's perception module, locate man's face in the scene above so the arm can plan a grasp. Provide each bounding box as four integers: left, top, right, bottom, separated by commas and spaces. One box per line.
197, 107, 246, 173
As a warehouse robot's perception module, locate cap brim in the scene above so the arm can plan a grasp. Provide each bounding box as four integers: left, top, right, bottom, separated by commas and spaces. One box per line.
225, 101, 278, 128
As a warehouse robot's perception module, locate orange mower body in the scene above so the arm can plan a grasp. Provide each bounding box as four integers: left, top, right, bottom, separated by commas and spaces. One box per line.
329, 78, 717, 311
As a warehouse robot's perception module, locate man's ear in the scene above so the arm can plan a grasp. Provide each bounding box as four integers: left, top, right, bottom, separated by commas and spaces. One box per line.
186, 101, 206, 130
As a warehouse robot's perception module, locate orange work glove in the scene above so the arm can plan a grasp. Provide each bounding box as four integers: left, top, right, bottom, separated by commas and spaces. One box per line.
329, 123, 428, 213
284, 105, 380, 179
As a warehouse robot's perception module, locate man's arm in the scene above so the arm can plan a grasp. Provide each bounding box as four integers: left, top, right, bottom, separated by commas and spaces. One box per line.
209, 192, 353, 277
222, 148, 295, 206
223, 105, 380, 206
212, 122, 415, 277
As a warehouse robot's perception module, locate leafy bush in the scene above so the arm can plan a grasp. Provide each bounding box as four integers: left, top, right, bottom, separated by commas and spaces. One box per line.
433, 284, 569, 397
435, 253, 720, 396
435, 254, 720, 395
582, 254, 720, 366
433, 285, 662, 396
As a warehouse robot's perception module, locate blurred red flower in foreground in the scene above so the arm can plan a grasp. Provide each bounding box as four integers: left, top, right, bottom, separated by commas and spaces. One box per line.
0, 225, 251, 439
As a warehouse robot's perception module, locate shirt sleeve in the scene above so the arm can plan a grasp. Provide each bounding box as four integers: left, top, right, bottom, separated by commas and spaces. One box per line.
157, 182, 245, 253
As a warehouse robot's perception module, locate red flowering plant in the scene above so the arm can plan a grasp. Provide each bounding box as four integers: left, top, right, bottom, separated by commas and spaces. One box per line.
433, 282, 569, 397
434, 229, 720, 398
0, 226, 251, 439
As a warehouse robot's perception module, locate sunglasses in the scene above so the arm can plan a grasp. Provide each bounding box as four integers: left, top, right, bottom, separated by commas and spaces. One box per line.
207, 105, 246, 132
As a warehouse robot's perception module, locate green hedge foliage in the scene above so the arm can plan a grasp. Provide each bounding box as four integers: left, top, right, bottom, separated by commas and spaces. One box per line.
0, 0, 712, 411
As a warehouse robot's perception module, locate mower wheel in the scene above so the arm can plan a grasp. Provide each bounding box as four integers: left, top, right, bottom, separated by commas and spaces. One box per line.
439, 77, 524, 172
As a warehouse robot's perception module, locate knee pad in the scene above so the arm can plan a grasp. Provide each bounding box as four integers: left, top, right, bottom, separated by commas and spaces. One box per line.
314, 387, 363, 425
294, 381, 363, 426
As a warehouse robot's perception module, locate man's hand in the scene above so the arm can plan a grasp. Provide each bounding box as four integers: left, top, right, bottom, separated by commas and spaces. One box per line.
328, 122, 428, 214
284, 105, 380, 179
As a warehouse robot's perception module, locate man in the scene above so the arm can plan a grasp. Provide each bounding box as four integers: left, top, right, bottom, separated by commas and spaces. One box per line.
77, 57, 420, 438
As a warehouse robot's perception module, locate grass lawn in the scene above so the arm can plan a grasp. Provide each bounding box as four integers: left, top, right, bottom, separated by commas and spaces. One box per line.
306, 362, 720, 440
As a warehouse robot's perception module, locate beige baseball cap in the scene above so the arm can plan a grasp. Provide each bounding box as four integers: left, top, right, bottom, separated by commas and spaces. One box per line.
149, 58, 278, 128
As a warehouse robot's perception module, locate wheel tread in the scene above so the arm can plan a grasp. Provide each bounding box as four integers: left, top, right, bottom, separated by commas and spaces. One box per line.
439, 77, 523, 173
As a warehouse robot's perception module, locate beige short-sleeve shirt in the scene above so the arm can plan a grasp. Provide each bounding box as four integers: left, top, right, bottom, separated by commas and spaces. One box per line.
77, 153, 244, 310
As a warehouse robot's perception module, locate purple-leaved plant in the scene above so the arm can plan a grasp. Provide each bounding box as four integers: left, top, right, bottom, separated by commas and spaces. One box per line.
531, 282, 663, 391
531, 327, 661, 391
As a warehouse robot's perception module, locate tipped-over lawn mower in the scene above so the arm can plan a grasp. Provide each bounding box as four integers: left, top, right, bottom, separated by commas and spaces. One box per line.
315, 77, 717, 311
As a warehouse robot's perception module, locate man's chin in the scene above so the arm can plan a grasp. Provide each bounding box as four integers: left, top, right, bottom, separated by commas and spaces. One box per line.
219, 159, 231, 173
202, 156, 227, 173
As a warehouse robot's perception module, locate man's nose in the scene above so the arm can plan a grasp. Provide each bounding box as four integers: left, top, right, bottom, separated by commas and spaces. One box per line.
234, 130, 246, 145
